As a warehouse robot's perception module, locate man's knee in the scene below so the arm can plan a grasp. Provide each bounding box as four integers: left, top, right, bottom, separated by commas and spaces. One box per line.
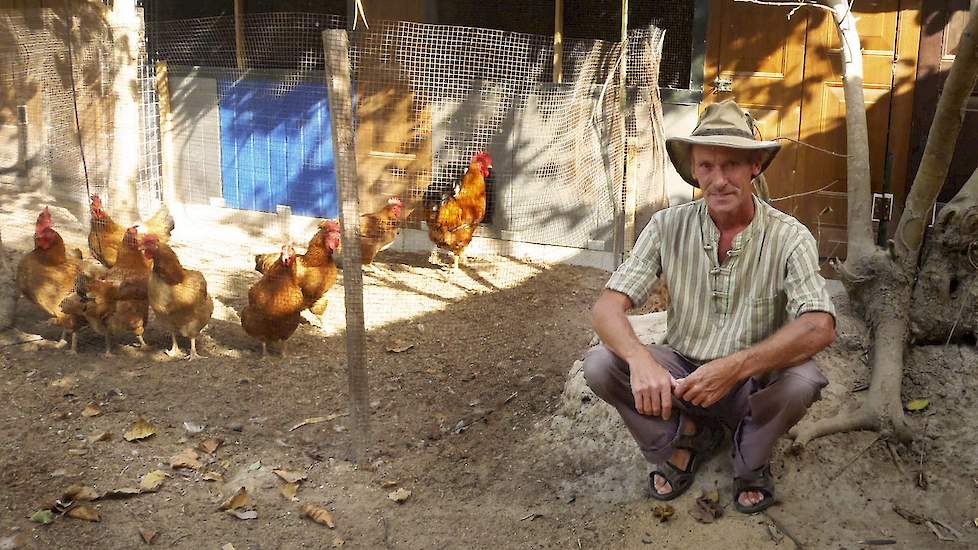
778, 374, 823, 410
582, 346, 620, 396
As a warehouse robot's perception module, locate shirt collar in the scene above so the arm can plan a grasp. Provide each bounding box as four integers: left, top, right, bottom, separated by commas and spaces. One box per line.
699, 194, 766, 248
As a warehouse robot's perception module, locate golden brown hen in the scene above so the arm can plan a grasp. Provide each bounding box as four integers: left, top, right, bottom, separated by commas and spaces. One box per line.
242, 245, 306, 357
88, 195, 174, 268
17, 207, 102, 352
359, 197, 404, 266
424, 152, 492, 270
143, 235, 213, 360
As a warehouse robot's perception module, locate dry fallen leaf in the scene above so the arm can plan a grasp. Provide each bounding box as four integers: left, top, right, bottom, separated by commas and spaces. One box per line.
652, 504, 674, 522
88, 431, 113, 443
101, 487, 142, 499
689, 489, 723, 524
81, 403, 102, 417
380, 480, 398, 488
183, 421, 206, 433
906, 399, 930, 412
66, 505, 101, 522
301, 503, 335, 528
124, 418, 157, 442
30, 509, 54, 524
198, 438, 223, 455
63, 485, 99, 502
280, 482, 299, 501
385, 341, 415, 353
169, 448, 203, 470
388, 488, 411, 503
139, 470, 169, 492
332, 537, 345, 547
139, 529, 158, 544
273, 469, 308, 484
220, 487, 251, 511
221, 544, 235, 550
202, 471, 223, 482
50, 376, 77, 389
228, 509, 258, 520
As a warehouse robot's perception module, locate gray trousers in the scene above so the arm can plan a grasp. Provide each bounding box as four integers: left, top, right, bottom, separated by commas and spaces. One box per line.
582, 343, 828, 478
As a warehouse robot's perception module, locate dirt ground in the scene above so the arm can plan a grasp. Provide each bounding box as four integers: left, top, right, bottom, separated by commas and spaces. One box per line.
1, 194, 977, 549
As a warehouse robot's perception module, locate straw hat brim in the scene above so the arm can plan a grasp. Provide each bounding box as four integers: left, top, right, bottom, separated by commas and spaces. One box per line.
666, 135, 781, 187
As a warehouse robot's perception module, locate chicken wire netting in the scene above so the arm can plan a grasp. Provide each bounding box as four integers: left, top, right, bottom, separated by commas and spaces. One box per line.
1, 5, 163, 275
2, 7, 665, 445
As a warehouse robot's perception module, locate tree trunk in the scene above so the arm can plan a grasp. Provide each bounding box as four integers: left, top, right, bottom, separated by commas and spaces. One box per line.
794, 2, 978, 445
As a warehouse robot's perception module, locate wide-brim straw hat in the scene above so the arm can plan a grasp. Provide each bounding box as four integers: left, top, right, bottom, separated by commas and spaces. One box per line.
666, 100, 781, 187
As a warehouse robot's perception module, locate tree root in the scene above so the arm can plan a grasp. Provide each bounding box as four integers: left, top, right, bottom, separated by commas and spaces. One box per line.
791, 404, 913, 448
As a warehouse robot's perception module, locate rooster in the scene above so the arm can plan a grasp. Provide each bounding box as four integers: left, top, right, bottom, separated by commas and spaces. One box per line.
424, 152, 492, 270
242, 245, 306, 357
359, 197, 404, 266
255, 220, 341, 328
142, 235, 214, 360
73, 226, 151, 356
16, 208, 103, 352
88, 195, 174, 268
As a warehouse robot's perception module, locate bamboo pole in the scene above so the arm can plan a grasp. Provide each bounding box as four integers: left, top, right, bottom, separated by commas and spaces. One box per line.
234, 0, 246, 69
553, 0, 564, 83
322, 29, 371, 464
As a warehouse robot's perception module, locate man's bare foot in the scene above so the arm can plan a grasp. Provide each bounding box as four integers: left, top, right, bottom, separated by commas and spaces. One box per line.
738, 488, 766, 508
651, 417, 697, 497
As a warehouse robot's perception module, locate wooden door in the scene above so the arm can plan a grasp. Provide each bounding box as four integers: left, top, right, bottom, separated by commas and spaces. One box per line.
705, 0, 921, 258
907, 0, 978, 208
703, 0, 809, 217
797, 1, 921, 257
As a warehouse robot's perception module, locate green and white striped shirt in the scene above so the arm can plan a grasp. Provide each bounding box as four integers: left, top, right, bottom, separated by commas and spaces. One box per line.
607, 196, 835, 363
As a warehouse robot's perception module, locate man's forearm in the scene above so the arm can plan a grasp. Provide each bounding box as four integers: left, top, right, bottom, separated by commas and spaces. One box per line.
592, 290, 650, 364
733, 312, 836, 379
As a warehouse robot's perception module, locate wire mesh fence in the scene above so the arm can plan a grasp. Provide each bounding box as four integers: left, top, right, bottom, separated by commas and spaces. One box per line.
0, 7, 666, 440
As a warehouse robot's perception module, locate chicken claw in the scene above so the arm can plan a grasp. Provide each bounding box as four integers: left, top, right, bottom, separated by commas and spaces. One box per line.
166, 334, 183, 358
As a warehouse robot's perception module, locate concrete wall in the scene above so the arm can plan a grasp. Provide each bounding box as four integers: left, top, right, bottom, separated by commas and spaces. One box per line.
660, 98, 699, 206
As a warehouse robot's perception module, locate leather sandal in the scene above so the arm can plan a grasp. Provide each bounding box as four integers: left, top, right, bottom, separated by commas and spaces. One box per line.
733, 464, 776, 514
649, 419, 724, 501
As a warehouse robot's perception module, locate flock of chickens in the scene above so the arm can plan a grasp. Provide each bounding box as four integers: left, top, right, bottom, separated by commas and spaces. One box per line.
14, 152, 493, 359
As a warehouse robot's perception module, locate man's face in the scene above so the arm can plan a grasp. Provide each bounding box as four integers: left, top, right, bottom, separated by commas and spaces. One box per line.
691, 145, 761, 218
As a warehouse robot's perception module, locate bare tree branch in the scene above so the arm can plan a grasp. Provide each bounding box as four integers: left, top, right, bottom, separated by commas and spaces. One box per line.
894, 3, 978, 268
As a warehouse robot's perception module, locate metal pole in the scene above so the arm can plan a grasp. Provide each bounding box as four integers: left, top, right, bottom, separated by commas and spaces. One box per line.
322, 29, 371, 465
614, 0, 629, 264
553, 0, 564, 84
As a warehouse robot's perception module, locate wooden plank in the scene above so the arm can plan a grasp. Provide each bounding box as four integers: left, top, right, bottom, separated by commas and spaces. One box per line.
553, 0, 564, 83
322, 28, 371, 463
155, 60, 175, 205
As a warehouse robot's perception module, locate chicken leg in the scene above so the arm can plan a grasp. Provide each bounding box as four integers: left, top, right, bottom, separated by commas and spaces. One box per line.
187, 337, 202, 361
103, 333, 113, 358
166, 333, 183, 358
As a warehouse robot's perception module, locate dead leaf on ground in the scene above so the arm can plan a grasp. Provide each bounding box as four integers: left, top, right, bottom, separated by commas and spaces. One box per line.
169, 448, 203, 470
139, 470, 169, 492
227, 509, 258, 520
332, 537, 345, 547
301, 503, 335, 528
81, 403, 102, 417
273, 469, 307, 484
202, 471, 223, 482
88, 431, 113, 443
101, 487, 142, 499
198, 438, 223, 455
139, 529, 158, 544
280, 482, 299, 501
221, 544, 235, 550
652, 504, 674, 522
380, 480, 398, 488
124, 418, 157, 442
906, 399, 930, 412
182, 421, 205, 433
63, 485, 99, 502
220, 487, 251, 511
385, 341, 415, 353
30, 509, 55, 524
50, 376, 77, 389
689, 489, 723, 524
388, 488, 411, 503
66, 505, 100, 522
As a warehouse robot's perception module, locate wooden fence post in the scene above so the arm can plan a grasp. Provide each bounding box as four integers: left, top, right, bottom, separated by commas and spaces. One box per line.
322, 28, 371, 464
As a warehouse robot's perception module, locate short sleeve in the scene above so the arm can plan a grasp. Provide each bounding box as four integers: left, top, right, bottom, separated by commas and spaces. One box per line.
606, 216, 662, 307
784, 231, 836, 320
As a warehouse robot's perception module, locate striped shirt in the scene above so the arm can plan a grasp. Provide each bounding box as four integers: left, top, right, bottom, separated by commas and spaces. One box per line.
607, 196, 835, 363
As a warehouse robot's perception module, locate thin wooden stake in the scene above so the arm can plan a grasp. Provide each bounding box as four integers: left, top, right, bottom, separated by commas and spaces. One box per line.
322, 29, 371, 464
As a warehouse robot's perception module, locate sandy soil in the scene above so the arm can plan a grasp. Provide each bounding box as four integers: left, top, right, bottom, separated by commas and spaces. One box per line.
1, 190, 976, 549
